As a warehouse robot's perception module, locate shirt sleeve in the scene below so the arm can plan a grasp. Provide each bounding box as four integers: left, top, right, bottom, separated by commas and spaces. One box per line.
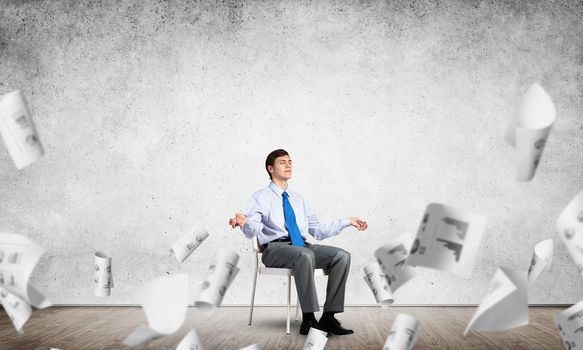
241, 194, 265, 239
306, 201, 351, 240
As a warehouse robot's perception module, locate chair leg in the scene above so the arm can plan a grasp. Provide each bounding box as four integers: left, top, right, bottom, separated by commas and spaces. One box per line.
293, 277, 301, 322
296, 296, 301, 322
286, 275, 291, 334
248, 264, 259, 326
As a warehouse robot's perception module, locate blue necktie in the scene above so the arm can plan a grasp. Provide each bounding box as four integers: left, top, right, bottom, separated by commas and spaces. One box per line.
282, 191, 304, 247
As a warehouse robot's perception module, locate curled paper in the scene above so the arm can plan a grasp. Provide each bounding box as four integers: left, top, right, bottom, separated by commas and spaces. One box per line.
505, 82, 556, 182
383, 313, 419, 350
303, 327, 328, 350
0, 286, 32, 333
0, 233, 51, 311
176, 328, 203, 350
464, 267, 528, 335
405, 203, 487, 277
123, 273, 189, 347
94, 251, 113, 297
374, 235, 416, 293
527, 239, 553, 284
556, 300, 583, 350
363, 262, 394, 308
195, 249, 239, 317
556, 190, 583, 276
0, 90, 44, 170
170, 228, 209, 263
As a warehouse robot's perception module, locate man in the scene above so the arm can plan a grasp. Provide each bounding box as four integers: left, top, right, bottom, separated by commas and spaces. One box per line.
229, 149, 368, 336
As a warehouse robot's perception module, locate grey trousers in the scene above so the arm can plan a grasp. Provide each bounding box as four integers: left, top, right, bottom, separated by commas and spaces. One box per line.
261, 242, 351, 313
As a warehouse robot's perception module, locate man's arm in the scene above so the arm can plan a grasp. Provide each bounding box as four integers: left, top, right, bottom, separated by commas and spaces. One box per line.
229, 195, 264, 239
306, 203, 368, 240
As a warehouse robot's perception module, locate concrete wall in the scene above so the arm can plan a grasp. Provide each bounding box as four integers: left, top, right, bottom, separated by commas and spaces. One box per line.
1, 0, 582, 305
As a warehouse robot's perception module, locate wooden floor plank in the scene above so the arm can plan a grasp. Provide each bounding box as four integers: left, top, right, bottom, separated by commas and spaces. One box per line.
0, 306, 566, 349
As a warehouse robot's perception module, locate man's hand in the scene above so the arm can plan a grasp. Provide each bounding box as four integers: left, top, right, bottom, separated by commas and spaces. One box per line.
350, 217, 368, 231
229, 213, 248, 229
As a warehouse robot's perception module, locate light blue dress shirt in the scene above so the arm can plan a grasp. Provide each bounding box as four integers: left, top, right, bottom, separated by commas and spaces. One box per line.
241, 182, 351, 245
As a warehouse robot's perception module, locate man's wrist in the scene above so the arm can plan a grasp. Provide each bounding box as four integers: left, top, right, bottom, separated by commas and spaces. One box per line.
341, 218, 351, 229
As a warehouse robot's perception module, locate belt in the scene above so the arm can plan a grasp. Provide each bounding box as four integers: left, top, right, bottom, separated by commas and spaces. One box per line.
270, 237, 292, 243
262, 236, 306, 249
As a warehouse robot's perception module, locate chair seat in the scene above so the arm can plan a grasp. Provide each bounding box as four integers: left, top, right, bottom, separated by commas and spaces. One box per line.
258, 266, 328, 276
258, 266, 292, 276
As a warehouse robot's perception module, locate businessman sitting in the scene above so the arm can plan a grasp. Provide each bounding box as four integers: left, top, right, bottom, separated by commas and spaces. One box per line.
229, 149, 368, 336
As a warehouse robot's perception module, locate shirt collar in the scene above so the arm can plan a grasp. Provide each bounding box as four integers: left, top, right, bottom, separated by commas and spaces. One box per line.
269, 182, 287, 197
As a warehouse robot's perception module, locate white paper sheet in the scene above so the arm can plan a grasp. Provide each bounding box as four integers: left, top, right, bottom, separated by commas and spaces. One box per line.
505, 82, 556, 182
0, 90, 44, 170
464, 267, 528, 335
303, 327, 328, 350
94, 251, 113, 297
405, 203, 487, 277
195, 249, 239, 317
383, 313, 419, 350
176, 328, 203, 350
0, 233, 51, 309
124, 325, 163, 348
170, 228, 209, 263
557, 190, 583, 276
363, 262, 394, 308
0, 285, 32, 333
556, 300, 583, 350
374, 235, 416, 292
527, 239, 553, 284
123, 273, 189, 347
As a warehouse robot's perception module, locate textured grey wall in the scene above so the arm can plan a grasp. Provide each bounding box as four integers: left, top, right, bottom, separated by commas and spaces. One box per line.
0, 0, 582, 305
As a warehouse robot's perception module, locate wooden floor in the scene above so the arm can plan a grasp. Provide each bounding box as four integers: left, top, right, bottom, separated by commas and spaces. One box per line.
0, 306, 565, 349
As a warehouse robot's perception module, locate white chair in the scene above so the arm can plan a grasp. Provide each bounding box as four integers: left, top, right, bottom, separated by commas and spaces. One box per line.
248, 237, 327, 334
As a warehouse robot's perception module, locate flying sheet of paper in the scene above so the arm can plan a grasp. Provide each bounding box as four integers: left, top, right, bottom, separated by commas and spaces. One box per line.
505, 82, 556, 182
170, 228, 209, 263
94, 251, 113, 297
0, 285, 32, 333
195, 249, 239, 317
556, 300, 583, 350
0, 90, 44, 170
363, 262, 394, 308
176, 328, 203, 350
123, 273, 189, 347
0, 233, 51, 308
557, 190, 583, 276
303, 327, 328, 350
464, 267, 528, 335
405, 203, 487, 277
383, 313, 419, 350
374, 235, 416, 292
527, 239, 553, 284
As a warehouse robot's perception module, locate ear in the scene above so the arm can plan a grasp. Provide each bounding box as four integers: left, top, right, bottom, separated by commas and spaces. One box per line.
268, 165, 274, 174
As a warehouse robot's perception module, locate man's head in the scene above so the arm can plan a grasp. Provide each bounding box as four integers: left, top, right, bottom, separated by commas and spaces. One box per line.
265, 149, 292, 181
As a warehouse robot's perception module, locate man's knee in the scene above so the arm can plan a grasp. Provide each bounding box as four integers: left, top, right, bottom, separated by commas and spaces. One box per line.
295, 250, 316, 268
334, 249, 351, 266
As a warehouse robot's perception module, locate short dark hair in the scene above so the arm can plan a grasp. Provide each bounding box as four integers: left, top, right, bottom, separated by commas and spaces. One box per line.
265, 149, 289, 179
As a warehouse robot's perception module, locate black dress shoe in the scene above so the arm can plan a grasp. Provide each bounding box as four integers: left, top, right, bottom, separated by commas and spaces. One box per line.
299, 319, 319, 335
318, 317, 354, 335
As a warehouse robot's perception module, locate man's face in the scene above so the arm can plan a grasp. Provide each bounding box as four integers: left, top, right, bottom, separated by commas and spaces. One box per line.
269, 155, 293, 181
